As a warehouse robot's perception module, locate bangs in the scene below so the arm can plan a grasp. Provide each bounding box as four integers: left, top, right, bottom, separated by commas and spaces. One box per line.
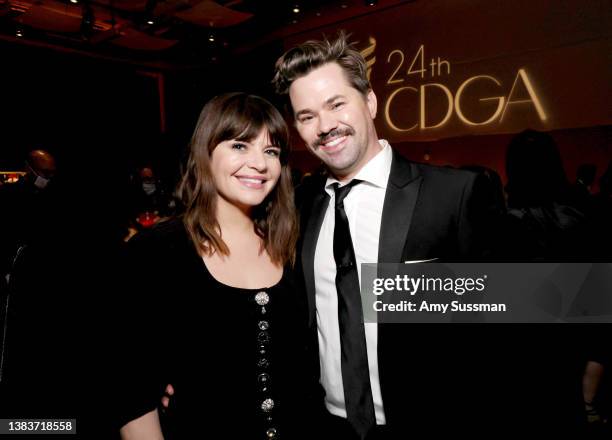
212, 94, 290, 163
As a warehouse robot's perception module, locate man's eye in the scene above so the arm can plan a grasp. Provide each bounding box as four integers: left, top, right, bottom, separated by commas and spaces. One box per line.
232, 143, 247, 150
332, 102, 344, 109
299, 115, 314, 123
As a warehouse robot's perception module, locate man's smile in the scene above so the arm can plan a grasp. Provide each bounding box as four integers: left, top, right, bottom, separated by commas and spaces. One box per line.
319, 135, 348, 153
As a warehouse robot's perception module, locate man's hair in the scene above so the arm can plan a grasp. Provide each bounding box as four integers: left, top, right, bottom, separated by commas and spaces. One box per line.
272, 32, 371, 99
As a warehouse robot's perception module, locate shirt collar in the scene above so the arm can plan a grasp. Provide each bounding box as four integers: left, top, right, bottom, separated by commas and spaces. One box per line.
324, 139, 392, 196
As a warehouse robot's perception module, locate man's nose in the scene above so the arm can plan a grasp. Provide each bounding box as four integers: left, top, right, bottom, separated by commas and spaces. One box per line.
317, 111, 338, 137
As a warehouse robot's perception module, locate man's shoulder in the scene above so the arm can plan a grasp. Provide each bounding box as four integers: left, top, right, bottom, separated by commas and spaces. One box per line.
419, 162, 477, 184
390, 150, 477, 187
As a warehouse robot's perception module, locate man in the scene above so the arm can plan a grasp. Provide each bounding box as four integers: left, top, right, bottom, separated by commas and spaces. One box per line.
0, 150, 122, 437
272, 35, 499, 438
0, 149, 57, 276
133, 166, 175, 217
0, 149, 63, 415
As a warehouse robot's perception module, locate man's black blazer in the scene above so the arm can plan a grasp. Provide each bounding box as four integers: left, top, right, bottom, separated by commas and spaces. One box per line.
294, 148, 551, 435
297, 148, 495, 324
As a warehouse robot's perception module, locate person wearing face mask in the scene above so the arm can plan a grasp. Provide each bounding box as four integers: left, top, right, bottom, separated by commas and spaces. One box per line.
0, 149, 58, 277
117, 93, 315, 439
25, 150, 56, 191
141, 175, 157, 196
0, 148, 72, 419
128, 165, 176, 230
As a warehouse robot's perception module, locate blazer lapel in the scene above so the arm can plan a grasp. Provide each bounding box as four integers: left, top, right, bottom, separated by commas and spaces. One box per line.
378, 150, 422, 264
301, 188, 329, 325
377, 151, 422, 407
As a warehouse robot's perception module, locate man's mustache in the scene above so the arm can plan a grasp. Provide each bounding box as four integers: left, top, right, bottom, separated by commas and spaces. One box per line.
312, 128, 355, 149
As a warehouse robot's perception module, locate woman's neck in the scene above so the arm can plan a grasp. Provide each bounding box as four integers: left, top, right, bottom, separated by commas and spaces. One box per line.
215, 196, 255, 234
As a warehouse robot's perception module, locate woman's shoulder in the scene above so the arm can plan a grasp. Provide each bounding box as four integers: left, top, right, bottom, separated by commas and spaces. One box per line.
129, 217, 188, 249
126, 217, 194, 266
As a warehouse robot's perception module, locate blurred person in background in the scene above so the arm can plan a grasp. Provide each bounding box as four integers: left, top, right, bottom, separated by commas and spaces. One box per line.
0, 146, 129, 437
502, 129, 589, 259
569, 163, 597, 215
0, 149, 58, 276
127, 164, 176, 235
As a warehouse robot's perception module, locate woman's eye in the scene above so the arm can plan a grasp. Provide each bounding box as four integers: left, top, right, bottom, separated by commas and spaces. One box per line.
232, 143, 246, 150
332, 102, 344, 109
265, 149, 280, 157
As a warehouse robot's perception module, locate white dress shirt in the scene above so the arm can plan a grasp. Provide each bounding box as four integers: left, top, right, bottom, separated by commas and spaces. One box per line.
314, 139, 392, 424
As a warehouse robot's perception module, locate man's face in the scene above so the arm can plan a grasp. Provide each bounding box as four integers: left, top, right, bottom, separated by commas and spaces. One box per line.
25, 153, 56, 189
139, 167, 155, 182
289, 62, 380, 181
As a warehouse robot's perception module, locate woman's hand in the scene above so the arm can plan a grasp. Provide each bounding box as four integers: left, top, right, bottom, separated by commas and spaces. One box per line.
161, 384, 174, 410
120, 409, 164, 440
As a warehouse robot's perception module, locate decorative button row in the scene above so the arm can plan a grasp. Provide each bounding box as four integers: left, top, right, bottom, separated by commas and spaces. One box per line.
254, 291, 276, 439
258, 373, 270, 384
258, 331, 270, 344
261, 398, 274, 412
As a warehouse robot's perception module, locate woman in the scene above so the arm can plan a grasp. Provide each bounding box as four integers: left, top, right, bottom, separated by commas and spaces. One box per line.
118, 93, 306, 439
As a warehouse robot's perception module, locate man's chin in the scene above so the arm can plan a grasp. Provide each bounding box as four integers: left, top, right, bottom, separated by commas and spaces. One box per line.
327, 163, 358, 180
320, 150, 349, 168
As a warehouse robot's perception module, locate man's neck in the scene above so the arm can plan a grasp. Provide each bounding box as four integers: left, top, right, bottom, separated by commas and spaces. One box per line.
332, 139, 383, 183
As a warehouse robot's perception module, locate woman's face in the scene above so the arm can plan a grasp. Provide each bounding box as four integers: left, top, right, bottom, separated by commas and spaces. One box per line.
210, 129, 282, 212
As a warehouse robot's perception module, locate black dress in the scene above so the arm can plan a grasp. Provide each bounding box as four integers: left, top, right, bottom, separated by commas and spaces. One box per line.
118, 219, 314, 439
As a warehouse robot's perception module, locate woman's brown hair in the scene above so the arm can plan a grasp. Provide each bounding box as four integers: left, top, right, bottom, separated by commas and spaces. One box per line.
177, 92, 298, 266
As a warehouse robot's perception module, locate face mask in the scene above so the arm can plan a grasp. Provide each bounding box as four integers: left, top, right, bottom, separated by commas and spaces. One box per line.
33, 175, 50, 189
142, 182, 157, 195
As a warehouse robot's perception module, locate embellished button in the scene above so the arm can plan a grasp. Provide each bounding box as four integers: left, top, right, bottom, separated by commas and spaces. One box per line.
257, 358, 270, 368
258, 320, 269, 330
258, 373, 270, 384
266, 428, 277, 438
257, 331, 270, 344
261, 398, 275, 412
255, 291, 269, 306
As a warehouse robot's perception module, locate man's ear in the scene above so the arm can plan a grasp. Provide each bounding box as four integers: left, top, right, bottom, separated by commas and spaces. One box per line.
367, 89, 377, 119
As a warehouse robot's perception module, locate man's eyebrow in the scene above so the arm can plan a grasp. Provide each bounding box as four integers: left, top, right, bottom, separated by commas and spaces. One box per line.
325, 95, 346, 105
294, 95, 347, 118
295, 108, 313, 119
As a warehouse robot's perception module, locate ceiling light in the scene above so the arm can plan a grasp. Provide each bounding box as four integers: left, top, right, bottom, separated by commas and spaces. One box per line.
147, 19, 154, 25
365, 0, 377, 5
208, 33, 215, 42
15, 29, 23, 37
292, 6, 300, 13
70, 0, 78, 3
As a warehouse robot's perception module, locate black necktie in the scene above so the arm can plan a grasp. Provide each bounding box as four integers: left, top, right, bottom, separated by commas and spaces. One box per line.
332, 180, 376, 439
